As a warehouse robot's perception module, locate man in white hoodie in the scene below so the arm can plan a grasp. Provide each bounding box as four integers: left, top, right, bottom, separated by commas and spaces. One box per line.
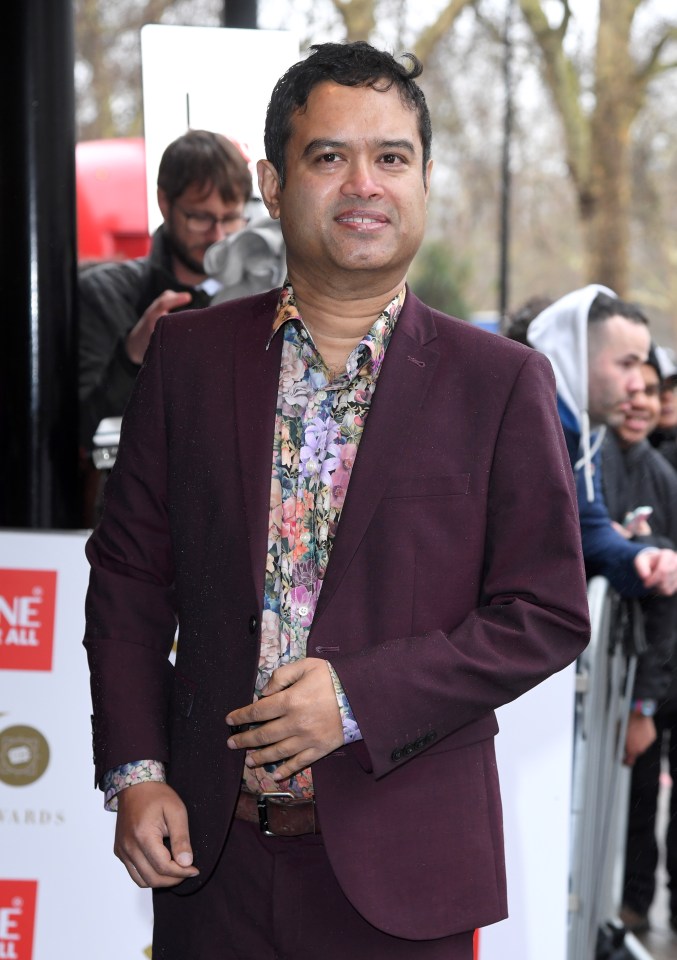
527, 285, 677, 598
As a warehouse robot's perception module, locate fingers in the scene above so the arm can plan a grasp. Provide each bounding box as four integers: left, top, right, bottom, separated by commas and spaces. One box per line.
225, 659, 344, 775
260, 659, 305, 695
635, 549, 677, 595
243, 732, 321, 781
126, 289, 193, 363
623, 715, 657, 767
114, 782, 199, 889
611, 520, 631, 540
147, 289, 193, 320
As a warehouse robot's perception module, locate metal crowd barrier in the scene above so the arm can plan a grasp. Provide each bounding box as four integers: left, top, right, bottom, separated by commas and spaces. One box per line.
569, 577, 654, 960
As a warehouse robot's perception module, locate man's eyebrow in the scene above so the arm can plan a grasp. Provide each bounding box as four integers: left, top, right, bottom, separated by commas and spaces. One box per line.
375, 139, 416, 154
301, 138, 417, 158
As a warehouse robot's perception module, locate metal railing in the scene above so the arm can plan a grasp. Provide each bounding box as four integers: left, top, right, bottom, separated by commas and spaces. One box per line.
568, 577, 648, 959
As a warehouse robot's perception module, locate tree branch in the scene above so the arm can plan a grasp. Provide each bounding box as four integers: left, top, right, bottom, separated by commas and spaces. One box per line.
635, 24, 677, 87
412, 0, 478, 66
329, 0, 377, 41
518, 0, 590, 189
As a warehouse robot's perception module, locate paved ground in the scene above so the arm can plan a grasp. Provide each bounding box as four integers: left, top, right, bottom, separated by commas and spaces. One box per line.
632, 771, 677, 960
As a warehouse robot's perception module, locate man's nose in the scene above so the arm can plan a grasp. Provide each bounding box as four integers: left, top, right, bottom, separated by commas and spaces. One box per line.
340, 160, 384, 199
628, 386, 647, 407
209, 219, 230, 240
627, 369, 646, 394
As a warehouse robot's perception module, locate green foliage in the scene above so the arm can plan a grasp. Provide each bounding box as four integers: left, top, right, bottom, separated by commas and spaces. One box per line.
408, 240, 470, 319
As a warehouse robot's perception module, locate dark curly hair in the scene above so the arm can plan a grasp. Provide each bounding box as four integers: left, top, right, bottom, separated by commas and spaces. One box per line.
264, 41, 432, 188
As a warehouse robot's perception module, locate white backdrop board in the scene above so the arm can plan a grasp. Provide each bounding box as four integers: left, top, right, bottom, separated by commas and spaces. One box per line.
0, 532, 153, 960
140, 25, 299, 231
482, 665, 575, 960
0, 530, 574, 959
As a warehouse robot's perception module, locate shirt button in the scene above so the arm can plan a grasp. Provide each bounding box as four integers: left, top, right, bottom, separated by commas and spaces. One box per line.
298, 605, 309, 617
316, 390, 327, 401
248, 616, 258, 635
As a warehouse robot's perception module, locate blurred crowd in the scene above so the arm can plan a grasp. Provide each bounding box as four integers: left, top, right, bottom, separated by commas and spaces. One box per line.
505, 289, 677, 940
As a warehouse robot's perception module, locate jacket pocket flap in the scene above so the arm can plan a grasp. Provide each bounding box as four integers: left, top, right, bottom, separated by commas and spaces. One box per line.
383, 474, 470, 499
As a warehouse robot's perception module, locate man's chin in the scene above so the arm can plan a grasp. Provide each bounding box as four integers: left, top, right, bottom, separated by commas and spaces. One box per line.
166, 235, 207, 278
605, 410, 628, 429
182, 251, 207, 275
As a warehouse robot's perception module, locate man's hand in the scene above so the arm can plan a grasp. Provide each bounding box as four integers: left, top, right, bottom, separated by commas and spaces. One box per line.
624, 713, 657, 766
612, 520, 632, 540
634, 548, 677, 596
225, 658, 344, 782
125, 290, 192, 364
114, 781, 199, 888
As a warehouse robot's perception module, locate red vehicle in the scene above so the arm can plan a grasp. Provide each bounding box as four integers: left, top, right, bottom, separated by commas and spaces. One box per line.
75, 137, 151, 262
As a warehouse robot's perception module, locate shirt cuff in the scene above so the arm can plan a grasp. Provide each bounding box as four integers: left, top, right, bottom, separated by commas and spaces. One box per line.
630, 699, 657, 717
327, 662, 362, 744
102, 759, 166, 811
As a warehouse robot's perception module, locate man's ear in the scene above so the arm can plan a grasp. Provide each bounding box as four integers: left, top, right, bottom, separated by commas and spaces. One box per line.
257, 160, 282, 221
424, 159, 433, 199
157, 187, 171, 222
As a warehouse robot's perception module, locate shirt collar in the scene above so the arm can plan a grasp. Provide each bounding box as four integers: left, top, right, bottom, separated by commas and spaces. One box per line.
267, 279, 405, 378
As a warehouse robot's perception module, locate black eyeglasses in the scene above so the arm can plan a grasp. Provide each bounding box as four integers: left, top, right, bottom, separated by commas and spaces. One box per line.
176, 207, 249, 235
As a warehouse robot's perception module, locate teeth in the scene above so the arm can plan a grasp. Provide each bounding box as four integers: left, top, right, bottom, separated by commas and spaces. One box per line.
341, 216, 379, 223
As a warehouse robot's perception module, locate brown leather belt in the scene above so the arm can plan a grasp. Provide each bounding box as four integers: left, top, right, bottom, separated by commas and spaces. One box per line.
235, 790, 320, 837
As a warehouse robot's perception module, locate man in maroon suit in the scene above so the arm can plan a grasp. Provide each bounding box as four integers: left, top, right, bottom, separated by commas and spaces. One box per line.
84, 42, 590, 959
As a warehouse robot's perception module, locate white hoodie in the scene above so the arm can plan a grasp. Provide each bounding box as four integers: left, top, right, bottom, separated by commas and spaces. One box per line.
527, 283, 616, 502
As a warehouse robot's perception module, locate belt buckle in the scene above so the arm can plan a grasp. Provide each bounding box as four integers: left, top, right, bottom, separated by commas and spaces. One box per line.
256, 791, 295, 836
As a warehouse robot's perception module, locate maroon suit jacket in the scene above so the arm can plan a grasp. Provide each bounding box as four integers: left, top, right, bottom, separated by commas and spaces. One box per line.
84, 287, 589, 939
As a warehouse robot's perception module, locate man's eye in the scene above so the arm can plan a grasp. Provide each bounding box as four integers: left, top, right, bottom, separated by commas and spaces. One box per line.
318, 152, 341, 163
381, 154, 403, 165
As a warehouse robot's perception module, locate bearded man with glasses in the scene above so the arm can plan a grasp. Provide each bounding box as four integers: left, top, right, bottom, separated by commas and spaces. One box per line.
78, 129, 252, 451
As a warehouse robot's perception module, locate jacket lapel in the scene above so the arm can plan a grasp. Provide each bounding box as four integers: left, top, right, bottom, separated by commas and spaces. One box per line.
313, 292, 440, 626
233, 290, 282, 609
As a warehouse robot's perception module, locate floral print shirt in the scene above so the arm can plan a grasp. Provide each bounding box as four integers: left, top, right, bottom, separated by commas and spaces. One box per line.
102, 281, 404, 809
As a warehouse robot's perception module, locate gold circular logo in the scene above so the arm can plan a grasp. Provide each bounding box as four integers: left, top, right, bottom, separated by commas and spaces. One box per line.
0, 724, 50, 786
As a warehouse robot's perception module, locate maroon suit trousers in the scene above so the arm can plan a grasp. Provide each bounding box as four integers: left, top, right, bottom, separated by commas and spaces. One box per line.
152, 819, 474, 959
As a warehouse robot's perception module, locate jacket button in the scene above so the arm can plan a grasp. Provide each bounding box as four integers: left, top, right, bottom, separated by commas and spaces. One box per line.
248, 616, 258, 635
425, 731, 437, 745
391, 748, 403, 763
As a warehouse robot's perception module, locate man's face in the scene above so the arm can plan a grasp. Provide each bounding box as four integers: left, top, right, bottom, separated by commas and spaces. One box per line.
615, 363, 661, 448
587, 315, 650, 428
159, 183, 247, 278
258, 81, 432, 291
659, 382, 677, 430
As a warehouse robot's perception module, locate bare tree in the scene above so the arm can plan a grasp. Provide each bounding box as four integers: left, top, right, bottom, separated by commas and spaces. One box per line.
74, 0, 223, 139
517, 0, 677, 295
328, 0, 478, 63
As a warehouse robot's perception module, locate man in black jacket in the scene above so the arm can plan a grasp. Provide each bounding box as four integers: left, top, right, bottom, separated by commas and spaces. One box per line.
78, 129, 252, 449
601, 351, 677, 933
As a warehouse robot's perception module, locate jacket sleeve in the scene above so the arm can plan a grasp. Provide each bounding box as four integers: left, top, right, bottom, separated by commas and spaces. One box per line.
576, 449, 646, 597
633, 595, 677, 702
332, 351, 591, 779
78, 263, 143, 447
83, 318, 177, 786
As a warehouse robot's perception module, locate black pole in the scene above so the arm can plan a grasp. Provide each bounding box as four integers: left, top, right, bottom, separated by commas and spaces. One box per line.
0, 0, 79, 528
498, 0, 515, 320
223, 1, 259, 29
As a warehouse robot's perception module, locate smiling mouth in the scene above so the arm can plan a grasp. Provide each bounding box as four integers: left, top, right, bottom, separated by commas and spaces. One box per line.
335, 211, 389, 229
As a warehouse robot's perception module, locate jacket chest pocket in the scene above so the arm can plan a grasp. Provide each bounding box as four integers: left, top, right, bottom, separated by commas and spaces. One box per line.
383, 473, 470, 499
